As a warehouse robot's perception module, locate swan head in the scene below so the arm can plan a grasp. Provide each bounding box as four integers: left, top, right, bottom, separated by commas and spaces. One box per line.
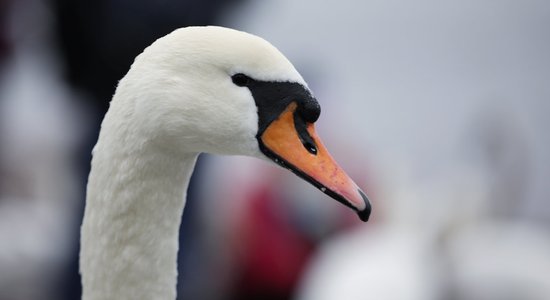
116, 26, 371, 221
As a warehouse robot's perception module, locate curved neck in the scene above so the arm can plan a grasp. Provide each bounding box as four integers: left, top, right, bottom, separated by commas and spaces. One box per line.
80, 129, 197, 300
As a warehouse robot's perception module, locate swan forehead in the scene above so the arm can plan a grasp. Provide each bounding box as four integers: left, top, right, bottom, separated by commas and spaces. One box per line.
157, 26, 306, 85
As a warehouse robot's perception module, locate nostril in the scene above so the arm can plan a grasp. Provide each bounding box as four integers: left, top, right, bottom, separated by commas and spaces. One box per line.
293, 103, 319, 156
304, 141, 317, 155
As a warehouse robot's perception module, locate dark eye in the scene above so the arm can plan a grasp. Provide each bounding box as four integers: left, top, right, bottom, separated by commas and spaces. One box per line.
231, 73, 250, 87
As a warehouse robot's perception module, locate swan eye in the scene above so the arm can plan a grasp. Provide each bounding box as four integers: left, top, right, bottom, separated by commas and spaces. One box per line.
232, 73, 250, 87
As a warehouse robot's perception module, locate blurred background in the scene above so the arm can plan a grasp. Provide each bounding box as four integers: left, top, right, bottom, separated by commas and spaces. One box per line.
1, 0, 549, 299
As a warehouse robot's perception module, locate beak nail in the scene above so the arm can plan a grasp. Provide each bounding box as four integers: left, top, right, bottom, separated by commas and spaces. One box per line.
357, 189, 371, 222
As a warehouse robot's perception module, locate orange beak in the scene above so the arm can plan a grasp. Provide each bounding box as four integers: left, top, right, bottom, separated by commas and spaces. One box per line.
259, 102, 371, 221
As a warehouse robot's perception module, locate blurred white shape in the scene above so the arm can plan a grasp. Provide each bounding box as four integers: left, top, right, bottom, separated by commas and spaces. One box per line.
0, 53, 83, 299
445, 222, 550, 300
296, 228, 437, 300
0, 1, 87, 299
441, 176, 550, 300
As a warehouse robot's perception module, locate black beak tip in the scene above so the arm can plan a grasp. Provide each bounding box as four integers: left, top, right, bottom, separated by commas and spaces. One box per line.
357, 189, 372, 222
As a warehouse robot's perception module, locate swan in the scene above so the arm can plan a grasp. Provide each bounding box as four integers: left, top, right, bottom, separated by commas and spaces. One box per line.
80, 26, 371, 300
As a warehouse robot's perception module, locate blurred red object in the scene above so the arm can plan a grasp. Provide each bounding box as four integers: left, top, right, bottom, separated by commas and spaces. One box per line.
231, 183, 315, 300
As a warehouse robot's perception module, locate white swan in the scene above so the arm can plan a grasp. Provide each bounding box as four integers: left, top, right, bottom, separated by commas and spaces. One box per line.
80, 26, 370, 300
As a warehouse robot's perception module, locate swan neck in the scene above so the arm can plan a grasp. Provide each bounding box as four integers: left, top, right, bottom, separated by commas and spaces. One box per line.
80, 137, 197, 300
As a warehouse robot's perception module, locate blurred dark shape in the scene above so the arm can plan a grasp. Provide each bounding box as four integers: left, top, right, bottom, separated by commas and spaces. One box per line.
0, 0, 13, 63
51, 0, 242, 112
